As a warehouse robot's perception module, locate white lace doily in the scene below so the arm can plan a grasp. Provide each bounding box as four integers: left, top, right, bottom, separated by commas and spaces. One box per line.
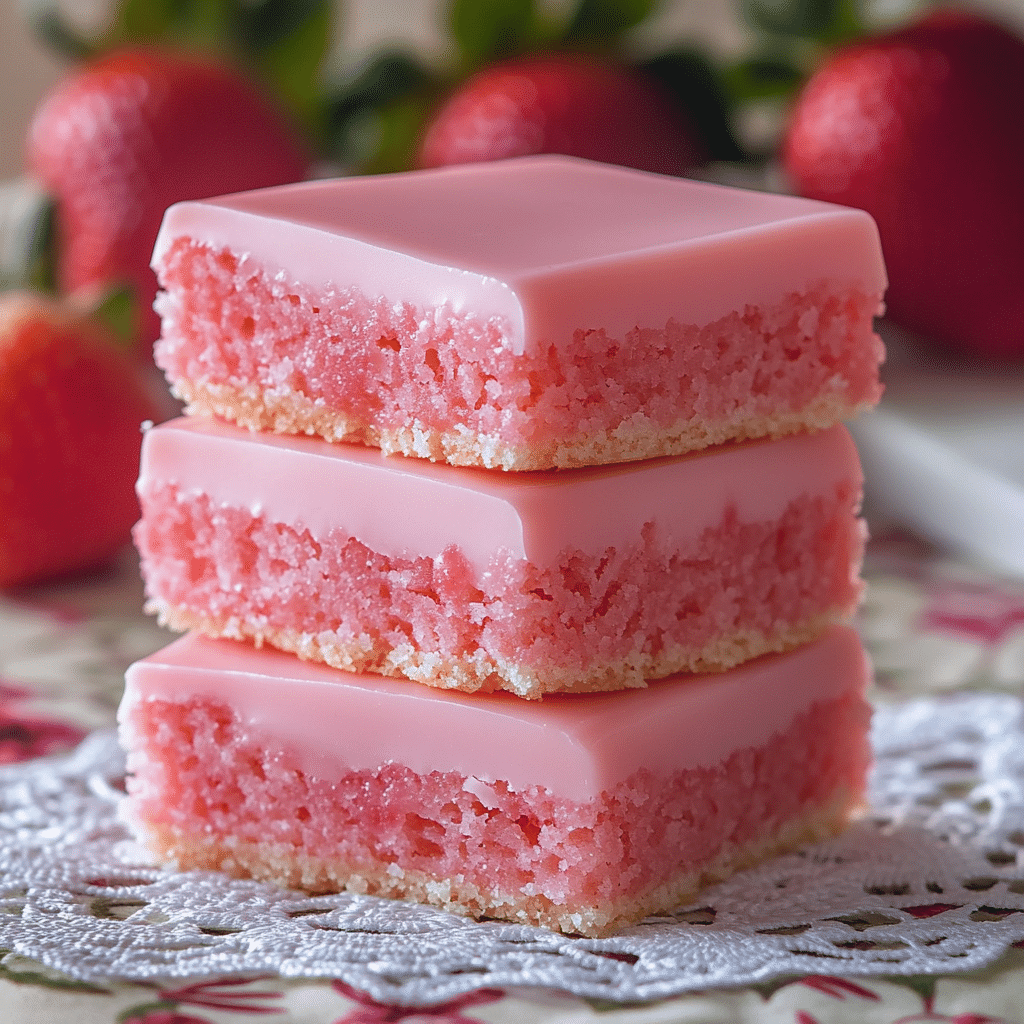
4, 694, 1024, 1005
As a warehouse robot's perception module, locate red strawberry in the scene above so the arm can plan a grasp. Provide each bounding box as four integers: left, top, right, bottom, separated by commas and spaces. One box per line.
0, 291, 161, 588
782, 10, 1024, 359
417, 53, 704, 176
26, 48, 311, 350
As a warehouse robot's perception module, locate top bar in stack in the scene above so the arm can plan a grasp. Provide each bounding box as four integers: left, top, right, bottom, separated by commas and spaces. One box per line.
151, 155, 886, 471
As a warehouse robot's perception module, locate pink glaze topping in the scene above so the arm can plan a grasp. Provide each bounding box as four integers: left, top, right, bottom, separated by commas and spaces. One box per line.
121, 626, 869, 801
137, 417, 862, 572
151, 156, 886, 356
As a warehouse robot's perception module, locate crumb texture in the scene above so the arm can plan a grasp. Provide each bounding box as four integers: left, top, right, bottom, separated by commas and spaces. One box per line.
121, 686, 871, 936
154, 239, 884, 469
135, 482, 865, 696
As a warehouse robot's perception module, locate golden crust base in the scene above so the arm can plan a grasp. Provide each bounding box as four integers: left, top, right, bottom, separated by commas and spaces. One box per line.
132, 789, 859, 937
172, 377, 875, 472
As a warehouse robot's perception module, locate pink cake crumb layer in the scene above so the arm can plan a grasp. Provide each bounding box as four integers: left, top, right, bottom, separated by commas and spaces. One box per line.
119, 628, 872, 936
134, 419, 865, 697
151, 157, 886, 470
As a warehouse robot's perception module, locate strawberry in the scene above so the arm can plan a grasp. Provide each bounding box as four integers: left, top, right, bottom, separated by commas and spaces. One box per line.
0, 291, 161, 588
782, 10, 1024, 359
417, 53, 704, 176
26, 48, 311, 350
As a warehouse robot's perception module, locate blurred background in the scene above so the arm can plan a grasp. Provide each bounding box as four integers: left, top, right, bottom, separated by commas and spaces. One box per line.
4, 0, 1021, 179
2, 1, 750, 179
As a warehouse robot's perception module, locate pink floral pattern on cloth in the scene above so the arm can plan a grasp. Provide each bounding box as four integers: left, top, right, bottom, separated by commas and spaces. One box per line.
328, 983, 504, 1023
5, 539, 1024, 1021
118, 977, 286, 1023
0, 677, 83, 762
862, 534, 1024, 701
789, 973, 1012, 1024
105, 976, 508, 1024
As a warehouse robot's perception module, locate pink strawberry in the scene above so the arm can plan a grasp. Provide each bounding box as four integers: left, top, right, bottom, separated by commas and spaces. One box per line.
27, 48, 311, 350
0, 291, 160, 588
782, 10, 1024, 359
417, 53, 704, 176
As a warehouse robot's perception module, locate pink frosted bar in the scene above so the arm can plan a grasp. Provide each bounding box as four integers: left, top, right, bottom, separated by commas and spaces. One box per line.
118, 626, 872, 936
134, 416, 866, 697
151, 156, 886, 470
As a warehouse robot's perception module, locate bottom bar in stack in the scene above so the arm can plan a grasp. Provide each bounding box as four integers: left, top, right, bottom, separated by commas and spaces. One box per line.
118, 626, 872, 937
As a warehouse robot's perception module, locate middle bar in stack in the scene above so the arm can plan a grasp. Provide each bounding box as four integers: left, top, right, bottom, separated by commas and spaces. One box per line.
135, 417, 865, 698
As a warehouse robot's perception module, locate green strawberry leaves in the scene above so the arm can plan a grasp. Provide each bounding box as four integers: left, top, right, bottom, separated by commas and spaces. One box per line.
445, 0, 663, 68
21, 0, 334, 136
730, 0, 866, 116
109, 0, 233, 51
727, 47, 807, 102
20, 0, 919, 179
448, 0, 540, 66
232, 0, 334, 136
19, 0, 97, 60
640, 50, 744, 161
325, 50, 436, 170
740, 0, 863, 42
562, 0, 662, 46
0, 177, 55, 294
87, 285, 139, 351
0, 178, 137, 351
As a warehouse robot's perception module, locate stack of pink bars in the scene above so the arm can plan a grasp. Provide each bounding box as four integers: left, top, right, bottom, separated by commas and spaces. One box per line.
121, 155, 884, 937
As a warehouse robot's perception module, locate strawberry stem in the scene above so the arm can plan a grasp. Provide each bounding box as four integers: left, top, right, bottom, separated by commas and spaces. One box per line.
0, 177, 56, 294
80, 285, 140, 352
19, 0, 99, 61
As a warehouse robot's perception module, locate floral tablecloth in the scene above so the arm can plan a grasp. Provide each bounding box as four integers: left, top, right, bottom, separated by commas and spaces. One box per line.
3, 534, 1024, 1023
